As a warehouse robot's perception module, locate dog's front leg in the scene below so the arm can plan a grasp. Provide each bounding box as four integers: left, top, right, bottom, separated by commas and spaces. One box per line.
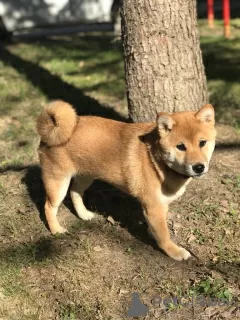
143, 203, 191, 261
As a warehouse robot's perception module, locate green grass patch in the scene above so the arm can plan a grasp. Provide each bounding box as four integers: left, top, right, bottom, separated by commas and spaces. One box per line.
191, 277, 233, 303
158, 277, 234, 311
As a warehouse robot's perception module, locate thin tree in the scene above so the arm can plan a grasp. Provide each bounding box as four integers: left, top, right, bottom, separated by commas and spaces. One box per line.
121, 0, 208, 122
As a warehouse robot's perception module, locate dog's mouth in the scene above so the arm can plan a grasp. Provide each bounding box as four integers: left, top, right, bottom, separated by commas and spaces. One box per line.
171, 168, 206, 179
192, 173, 206, 178
173, 170, 191, 179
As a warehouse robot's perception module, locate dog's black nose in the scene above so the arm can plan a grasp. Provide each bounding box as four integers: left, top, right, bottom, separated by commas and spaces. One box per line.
192, 163, 205, 174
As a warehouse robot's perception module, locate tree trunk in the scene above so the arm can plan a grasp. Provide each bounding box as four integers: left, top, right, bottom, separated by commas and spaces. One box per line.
121, 0, 208, 122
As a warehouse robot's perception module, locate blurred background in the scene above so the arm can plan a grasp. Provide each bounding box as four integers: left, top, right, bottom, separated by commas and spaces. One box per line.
1, 0, 239, 37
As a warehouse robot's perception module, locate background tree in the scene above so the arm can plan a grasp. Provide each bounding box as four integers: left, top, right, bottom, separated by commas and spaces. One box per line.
121, 0, 208, 122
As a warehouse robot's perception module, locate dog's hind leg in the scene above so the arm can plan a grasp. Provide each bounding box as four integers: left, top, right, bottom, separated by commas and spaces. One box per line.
70, 176, 96, 220
43, 175, 71, 234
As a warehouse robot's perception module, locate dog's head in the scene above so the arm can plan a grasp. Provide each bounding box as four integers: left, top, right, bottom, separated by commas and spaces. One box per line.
156, 104, 216, 178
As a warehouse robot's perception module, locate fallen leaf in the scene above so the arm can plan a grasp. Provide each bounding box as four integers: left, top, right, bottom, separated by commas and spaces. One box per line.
93, 245, 102, 252
224, 228, 232, 235
221, 307, 238, 319
220, 200, 228, 208
119, 288, 129, 296
172, 222, 182, 234
211, 270, 223, 280
107, 216, 115, 225
187, 234, 196, 243
203, 306, 219, 317
212, 256, 219, 262
17, 207, 25, 214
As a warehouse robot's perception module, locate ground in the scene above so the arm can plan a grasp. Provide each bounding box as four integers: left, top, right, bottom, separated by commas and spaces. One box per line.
0, 21, 239, 320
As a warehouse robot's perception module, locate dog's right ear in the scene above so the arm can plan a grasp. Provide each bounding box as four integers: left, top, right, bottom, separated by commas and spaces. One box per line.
195, 104, 215, 125
157, 113, 175, 137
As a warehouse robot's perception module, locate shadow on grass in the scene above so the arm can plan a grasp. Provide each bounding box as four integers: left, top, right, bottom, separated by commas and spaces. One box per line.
28, 35, 125, 85
209, 261, 240, 284
0, 237, 63, 265
22, 35, 122, 60
0, 43, 126, 121
1, 163, 240, 288
202, 39, 240, 83
201, 39, 240, 125
0, 165, 158, 268
1, 146, 240, 262
215, 142, 240, 150
0, 164, 155, 250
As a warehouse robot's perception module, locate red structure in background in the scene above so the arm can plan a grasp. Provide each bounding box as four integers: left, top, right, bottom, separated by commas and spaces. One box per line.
223, 0, 231, 38
207, 0, 231, 38
208, 0, 214, 28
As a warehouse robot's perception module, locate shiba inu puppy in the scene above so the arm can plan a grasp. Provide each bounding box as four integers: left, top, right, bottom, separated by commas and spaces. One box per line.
37, 101, 216, 261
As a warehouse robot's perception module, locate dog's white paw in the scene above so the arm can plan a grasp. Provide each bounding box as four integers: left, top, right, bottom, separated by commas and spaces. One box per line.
78, 210, 96, 221
173, 248, 191, 261
161, 241, 192, 261
51, 226, 68, 235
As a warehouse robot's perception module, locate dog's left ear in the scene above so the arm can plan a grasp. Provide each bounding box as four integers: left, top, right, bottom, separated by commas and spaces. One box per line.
157, 112, 175, 137
195, 104, 215, 125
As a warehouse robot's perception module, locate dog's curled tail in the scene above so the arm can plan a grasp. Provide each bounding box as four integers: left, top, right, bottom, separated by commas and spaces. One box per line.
36, 100, 77, 146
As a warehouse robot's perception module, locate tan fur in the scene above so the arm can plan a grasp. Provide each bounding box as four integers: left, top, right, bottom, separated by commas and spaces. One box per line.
37, 101, 216, 261
36, 101, 77, 146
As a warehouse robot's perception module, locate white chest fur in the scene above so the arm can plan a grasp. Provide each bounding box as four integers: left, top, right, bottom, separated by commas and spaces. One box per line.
158, 183, 188, 205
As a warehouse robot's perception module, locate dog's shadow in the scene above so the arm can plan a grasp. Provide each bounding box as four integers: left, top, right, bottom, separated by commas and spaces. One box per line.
22, 165, 156, 248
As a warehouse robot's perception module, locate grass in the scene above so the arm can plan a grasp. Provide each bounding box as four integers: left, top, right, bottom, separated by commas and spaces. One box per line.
0, 20, 239, 319
199, 19, 240, 128
154, 277, 233, 311
192, 277, 233, 303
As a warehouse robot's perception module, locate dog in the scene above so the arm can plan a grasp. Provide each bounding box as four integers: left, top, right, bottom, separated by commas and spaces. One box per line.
36, 101, 216, 261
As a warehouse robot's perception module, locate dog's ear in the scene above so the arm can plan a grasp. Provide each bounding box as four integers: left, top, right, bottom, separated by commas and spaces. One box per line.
195, 104, 215, 125
157, 112, 175, 137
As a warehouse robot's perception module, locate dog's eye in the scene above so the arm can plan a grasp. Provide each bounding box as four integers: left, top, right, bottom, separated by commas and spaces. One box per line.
176, 143, 186, 151
199, 140, 207, 148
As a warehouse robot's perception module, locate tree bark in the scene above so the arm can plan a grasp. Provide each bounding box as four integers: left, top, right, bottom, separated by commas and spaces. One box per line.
121, 0, 208, 122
